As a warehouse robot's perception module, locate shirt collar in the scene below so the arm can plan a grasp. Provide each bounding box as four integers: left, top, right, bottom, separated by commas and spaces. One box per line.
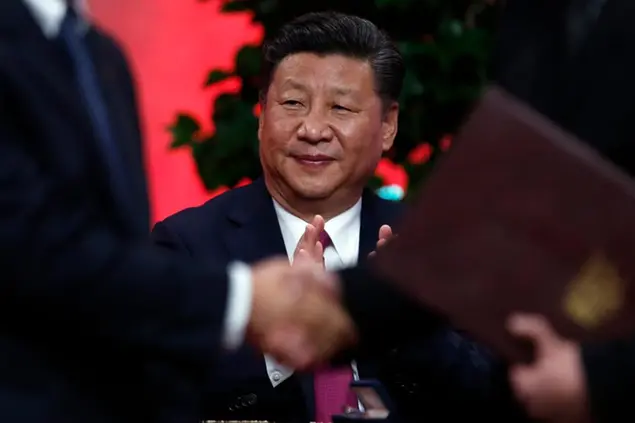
22, 0, 88, 38
272, 198, 362, 263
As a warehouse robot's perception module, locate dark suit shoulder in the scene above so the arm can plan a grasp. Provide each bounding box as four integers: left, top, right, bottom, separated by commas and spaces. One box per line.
155, 184, 254, 229
88, 28, 140, 101
151, 183, 260, 257
90, 27, 129, 62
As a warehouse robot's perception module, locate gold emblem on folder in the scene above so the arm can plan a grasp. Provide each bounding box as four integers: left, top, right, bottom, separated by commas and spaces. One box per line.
563, 253, 624, 329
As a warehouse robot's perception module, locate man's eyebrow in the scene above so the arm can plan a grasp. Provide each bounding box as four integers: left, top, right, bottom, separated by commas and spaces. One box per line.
279, 78, 308, 91
330, 86, 355, 96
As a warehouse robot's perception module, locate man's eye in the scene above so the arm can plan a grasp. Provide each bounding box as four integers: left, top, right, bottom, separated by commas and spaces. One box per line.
333, 105, 351, 111
283, 100, 301, 106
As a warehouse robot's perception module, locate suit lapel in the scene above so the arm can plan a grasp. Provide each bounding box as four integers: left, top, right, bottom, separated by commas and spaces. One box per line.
224, 179, 287, 262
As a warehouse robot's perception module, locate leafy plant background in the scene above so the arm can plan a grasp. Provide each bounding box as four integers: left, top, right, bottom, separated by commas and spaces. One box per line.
169, 0, 503, 199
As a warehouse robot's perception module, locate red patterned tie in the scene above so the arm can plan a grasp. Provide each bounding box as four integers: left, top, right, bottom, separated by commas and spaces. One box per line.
314, 230, 357, 422
318, 230, 332, 249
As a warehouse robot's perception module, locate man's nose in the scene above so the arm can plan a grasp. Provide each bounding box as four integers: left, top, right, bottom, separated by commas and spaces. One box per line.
297, 111, 334, 143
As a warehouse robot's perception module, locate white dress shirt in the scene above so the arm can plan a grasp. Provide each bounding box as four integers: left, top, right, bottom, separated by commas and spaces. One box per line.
21, 0, 253, 352
266, 199, 362, 387
22, 0, 88, 37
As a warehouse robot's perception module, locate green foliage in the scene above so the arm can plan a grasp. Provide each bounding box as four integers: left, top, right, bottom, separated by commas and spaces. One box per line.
170, 0, 503, 193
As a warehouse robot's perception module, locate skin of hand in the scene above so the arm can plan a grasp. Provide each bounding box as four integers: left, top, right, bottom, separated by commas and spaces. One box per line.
507, 313, 590, 423
292, 214, 325, 267
247, 254, 357, 370
368, 224, 393, 258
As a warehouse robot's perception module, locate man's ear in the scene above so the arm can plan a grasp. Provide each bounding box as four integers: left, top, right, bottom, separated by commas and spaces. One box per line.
381, 102, 399, 151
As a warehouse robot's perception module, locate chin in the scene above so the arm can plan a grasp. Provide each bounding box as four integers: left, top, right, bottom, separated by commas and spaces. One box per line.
297, 190, 334, 201
292, 184, 336, 200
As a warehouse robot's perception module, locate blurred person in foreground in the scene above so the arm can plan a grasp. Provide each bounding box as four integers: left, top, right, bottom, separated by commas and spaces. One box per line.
154, 11, 529, 423
493, 0, 635, 421
0, 1, 352, 422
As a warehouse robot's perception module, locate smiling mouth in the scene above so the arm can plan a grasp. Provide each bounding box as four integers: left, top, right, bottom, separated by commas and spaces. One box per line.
292, 155, 335, 166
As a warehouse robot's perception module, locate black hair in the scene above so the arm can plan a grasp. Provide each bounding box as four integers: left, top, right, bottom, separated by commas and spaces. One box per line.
260, 11, 404, 105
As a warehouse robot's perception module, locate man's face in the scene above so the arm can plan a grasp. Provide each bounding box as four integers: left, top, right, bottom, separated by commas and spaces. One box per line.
259, 53, 398, 202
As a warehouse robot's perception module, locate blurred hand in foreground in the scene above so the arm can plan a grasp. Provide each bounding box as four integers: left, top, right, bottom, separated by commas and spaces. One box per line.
507, 313, 589, 423
247, 255, 356, 369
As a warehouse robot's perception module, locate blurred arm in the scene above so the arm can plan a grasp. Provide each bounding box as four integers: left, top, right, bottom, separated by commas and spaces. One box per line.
0, 107, 230, 366
151, 221, 253, 351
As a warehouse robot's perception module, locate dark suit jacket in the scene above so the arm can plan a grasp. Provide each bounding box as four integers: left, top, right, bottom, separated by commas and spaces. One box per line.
152, 178, 526, 422
337, 266, 528, 422
493, 1, 635, 421
0, 2, 230, 422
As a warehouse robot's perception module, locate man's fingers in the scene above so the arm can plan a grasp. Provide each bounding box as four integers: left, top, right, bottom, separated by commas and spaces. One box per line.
304, 224, 317, 245
508, 364, 553, 420
291, 249, 331, 298
294, 224, 313, 256
378, 224, 393, 241
316, 241, 325, 269
509, 364, 533, 400
369, 240, 387, 257
316, 240, 324, 258
294, 248, 312, 266
312, 215, 325, 235
293, 224, 323, 265
509, 364, 540, 409
507, 313, 558, 357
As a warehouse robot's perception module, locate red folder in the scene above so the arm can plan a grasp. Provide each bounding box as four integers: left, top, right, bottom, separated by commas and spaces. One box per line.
373, 86, 635, 362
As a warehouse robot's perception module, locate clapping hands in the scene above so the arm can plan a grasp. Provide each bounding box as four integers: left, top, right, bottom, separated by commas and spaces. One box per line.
245, 218, 397, 369
292, 215, 326, 267
368, 224, 394, 259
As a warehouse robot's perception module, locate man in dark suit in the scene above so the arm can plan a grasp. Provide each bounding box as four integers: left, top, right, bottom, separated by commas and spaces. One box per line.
0, 1, 355, 422
492, 0, 635, 422
153, 11, 526, 423
153, 180, 401, 422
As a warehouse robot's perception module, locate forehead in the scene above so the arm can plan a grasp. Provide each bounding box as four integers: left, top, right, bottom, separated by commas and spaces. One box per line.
271, 53, 376, 96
